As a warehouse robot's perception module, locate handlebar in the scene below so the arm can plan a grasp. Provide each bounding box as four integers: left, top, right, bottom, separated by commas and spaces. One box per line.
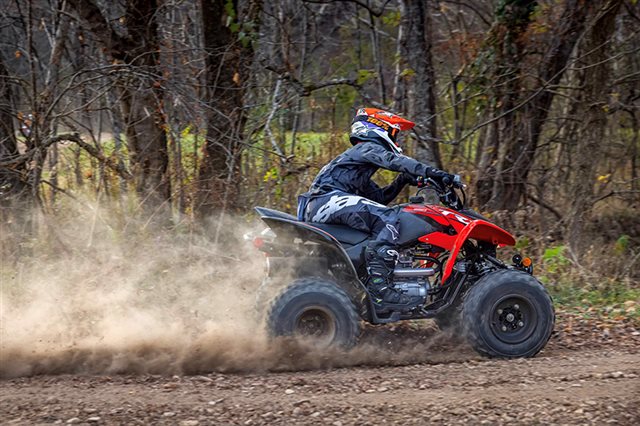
416, 174, 464, 189
416, 174, 466, 210
442, 174, 465, 189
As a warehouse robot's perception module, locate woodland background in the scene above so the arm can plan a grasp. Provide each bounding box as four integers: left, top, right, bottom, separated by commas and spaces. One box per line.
0, 0, 639, 312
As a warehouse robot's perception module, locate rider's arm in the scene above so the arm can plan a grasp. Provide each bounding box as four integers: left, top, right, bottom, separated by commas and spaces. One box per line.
358, 143, 440, 178
362, 173, 411, 204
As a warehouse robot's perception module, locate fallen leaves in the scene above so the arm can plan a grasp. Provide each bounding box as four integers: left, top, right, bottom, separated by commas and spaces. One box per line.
551, 306, 640, 350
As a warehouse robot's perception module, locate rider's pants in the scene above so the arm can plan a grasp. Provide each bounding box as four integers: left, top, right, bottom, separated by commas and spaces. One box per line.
303, 191, 400, 246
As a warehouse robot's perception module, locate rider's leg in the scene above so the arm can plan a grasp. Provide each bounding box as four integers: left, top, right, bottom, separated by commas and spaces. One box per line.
305, 192, 410, 304
304, 191, 386, 233
341, 206, 418, 305
364, 242, 399, 302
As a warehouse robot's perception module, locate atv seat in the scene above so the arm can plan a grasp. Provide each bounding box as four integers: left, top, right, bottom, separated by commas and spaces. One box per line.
254, 207, 371, 246
308, 223, 370, 246
254, 207, 298, 222
254, 206, 429, 249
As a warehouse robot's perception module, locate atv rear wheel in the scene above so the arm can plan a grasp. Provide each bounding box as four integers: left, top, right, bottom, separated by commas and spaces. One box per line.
266, 278, 361, 349
254, 277, 282, 323
462, 270, 554, 358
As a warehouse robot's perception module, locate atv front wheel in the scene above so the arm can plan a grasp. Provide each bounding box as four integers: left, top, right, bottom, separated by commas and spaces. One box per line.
462, 270, 554, 358
266, 278, 361, 349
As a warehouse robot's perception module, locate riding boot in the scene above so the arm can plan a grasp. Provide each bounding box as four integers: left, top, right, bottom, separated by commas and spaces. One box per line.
364, 245, 408, 304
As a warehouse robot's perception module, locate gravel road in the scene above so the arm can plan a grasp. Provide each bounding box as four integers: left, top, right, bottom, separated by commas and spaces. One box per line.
2, 343, 639, 425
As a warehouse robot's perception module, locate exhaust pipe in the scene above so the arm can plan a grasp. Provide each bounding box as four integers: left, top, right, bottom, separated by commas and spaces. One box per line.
393, 267, 435, 278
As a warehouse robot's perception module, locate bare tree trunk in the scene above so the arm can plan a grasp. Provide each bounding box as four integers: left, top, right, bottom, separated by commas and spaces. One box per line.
290, 5, 309, 157
631, 112, 639, 190
70, 0, 171, 208
475, 0, 536, 208
399, 0, 441, 168
567, 0, 623, 255
392, 0, 406, 112
449, 76, 462, 162
43, 8, 70, 206
0, 55, 29, 212
196, 0, 262, 218
368, 7, 386, 104
106, 90, 127, 198
476, 0, 591, 211
495, 1, 589, 210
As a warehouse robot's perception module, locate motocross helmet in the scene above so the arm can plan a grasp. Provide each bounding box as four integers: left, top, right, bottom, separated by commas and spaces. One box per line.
349, 107, 415, 154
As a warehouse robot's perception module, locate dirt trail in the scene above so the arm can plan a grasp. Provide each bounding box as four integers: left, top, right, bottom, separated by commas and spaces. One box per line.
2, 347, 639, 425
4, 206, 638, 424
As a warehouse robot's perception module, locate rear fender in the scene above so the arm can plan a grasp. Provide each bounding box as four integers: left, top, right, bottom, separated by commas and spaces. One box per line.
256, 211, 365, 302
441, 220, 516, 285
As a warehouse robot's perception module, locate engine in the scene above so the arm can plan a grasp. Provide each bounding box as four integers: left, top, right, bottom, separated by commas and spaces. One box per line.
392, 266, 435, 301
394, 281, 429, 298
390, 247, 439, 306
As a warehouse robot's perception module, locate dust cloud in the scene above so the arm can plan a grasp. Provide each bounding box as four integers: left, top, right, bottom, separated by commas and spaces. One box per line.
1, 203, 471, 379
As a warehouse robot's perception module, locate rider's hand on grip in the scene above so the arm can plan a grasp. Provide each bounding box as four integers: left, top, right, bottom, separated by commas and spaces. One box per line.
452, 174, 465, 189
402, 172, 419, 186
426, 168, 454, 186
440, 173, 461, 188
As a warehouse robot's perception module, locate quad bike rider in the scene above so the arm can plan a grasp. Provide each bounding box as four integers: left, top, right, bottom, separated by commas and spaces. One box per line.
297, 108, 454, 307
252, 108, 555, 358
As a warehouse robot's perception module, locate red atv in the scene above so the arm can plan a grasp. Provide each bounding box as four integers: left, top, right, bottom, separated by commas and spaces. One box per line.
252, 177, 554, 358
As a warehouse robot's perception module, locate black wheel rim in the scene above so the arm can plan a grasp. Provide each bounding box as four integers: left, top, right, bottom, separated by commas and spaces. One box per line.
294, 306, 337, 347
489, 294, 537, 345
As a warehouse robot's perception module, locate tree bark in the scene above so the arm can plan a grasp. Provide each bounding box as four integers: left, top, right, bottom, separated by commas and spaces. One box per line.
196, 0, 262, 217
567, 0, 623, 255
497, 0, 590, 210
0, 55, 28, 210
399, 0, 441, 168
69, 0, 171, 207
476, 0, 591, 211
475, 0, 537, 208
368, 8, 386, 104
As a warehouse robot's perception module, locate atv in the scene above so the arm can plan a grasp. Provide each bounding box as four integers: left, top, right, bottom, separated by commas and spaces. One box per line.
251, 176, 554, 358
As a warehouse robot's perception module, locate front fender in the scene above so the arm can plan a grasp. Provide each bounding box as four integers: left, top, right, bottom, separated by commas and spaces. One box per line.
441, 220, 516, 285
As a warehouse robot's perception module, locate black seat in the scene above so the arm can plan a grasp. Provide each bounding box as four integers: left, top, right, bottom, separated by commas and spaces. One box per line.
255, 206, 429, 248
308, 223, 370, 246
255, 207, 370, 246
254, 207, 297, 221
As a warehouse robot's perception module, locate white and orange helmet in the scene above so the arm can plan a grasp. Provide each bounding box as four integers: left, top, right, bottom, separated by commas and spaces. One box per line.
349, 108, 415, 154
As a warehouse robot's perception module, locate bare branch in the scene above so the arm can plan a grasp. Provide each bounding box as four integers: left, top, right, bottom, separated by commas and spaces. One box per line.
302, 0, 392, 17
265, 65, 361, 96
0, 133, 133, 181
525, 193, 563, 220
